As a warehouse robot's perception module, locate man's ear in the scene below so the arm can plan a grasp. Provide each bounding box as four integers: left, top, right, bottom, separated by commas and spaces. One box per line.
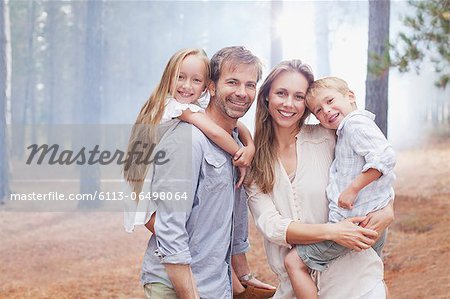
208, 81, 216, 97
348, 90, 356, 103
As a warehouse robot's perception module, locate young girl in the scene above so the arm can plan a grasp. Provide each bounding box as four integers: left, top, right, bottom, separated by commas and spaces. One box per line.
124, 48, 255, 231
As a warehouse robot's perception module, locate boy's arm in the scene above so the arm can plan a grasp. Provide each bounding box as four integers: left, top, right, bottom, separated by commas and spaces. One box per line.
339, 114, 396, 209
179, 110, 240, 156
350, 168, 382, 191
338, 168, 382, 209
349, 115, 396, 176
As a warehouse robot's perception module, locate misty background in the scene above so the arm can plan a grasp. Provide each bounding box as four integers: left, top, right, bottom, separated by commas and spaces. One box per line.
6, 1, 448, 136
0, 2, 449, 297
0, 0, 449, 201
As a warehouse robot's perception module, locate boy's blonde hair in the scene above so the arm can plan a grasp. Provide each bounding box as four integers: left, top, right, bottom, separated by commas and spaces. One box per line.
305, 76, 350, 110
124, 48, 210, 194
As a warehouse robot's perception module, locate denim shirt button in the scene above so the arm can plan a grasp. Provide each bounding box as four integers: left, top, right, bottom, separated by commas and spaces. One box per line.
154, 249, 163, 258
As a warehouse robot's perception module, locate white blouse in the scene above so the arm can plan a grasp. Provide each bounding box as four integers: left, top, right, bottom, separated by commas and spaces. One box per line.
161, 97, 204, 124
246, 124, 385, 299
124, 96, 206, 232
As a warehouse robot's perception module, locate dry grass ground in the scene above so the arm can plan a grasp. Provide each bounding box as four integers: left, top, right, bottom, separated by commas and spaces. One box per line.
0, 139, 449, 298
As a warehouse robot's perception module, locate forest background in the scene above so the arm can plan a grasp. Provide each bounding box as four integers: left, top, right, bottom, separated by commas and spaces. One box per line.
0, 0, 449, 298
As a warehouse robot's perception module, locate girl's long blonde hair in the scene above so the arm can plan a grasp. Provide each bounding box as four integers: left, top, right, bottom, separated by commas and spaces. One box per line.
250, 60, 314, 194
124, 48, 210, 194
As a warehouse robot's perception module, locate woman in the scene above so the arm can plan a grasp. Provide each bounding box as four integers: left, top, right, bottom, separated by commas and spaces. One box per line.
246, 60, 394, 298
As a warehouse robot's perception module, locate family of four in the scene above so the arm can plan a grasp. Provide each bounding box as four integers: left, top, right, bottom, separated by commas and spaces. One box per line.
124, 46, 396, 299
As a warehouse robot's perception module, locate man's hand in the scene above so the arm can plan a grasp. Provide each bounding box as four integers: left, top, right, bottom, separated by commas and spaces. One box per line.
165, 264, 199, 299
232, 253, 276, 292
145, 212, 156, 234
338, 186, 358, 209
360, 200, 394, 240
235, 166, 247, 189
245, 276, 276, 290
233, 145, 254, 188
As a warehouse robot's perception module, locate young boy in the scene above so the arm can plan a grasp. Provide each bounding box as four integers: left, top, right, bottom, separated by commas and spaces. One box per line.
284, 77, 396, 299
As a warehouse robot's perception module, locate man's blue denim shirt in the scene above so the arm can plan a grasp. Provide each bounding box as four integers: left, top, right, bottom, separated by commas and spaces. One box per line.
141, 120, 249, 299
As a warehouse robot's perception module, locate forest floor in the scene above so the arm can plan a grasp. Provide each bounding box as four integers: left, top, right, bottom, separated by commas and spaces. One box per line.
0, 138, 449, 299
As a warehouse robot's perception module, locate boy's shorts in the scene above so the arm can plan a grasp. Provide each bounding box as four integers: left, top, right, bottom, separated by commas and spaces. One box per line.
296, 230, 387, 271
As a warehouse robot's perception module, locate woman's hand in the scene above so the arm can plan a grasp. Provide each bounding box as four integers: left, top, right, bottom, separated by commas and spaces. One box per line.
330, 216, 378, 251
360, 201, 395, 239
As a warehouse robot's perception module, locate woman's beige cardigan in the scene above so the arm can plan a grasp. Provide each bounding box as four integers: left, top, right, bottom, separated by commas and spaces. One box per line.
247, 124, 385, 299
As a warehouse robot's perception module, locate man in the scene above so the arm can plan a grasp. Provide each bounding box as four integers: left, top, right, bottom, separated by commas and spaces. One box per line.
141, 47, 269, 299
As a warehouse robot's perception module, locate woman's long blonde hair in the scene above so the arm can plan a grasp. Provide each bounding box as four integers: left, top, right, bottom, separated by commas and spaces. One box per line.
124, 48, 210, 194
250, 60, 314, 194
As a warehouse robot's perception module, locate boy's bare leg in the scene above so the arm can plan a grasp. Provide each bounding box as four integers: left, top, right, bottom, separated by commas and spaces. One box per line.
284, 249, 318, 299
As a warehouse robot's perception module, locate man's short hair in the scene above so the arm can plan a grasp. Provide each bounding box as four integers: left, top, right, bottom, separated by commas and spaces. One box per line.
210, 46, 263, 83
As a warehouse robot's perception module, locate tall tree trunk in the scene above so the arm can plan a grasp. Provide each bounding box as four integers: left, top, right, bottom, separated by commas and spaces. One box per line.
314, 2, 330, 78
70, 1, 85, 124
431, 95, 438, 126
198, 1, 209, 50
446, 88, 450, 125
270, 0, 282, 68
79, 0, 103, 208
365, 0, 390, 137
45, 0, 56, 125
16, 0, 37, 157
82, 0, 103, 124
439, 91, 444, 125
0, 0, 9, 203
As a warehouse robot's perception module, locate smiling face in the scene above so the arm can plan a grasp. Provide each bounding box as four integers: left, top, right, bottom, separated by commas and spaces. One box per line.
268, 71, 309, 132
308, 88, 357, 129
171, 54, 208, 104
210, 62, 259, 120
